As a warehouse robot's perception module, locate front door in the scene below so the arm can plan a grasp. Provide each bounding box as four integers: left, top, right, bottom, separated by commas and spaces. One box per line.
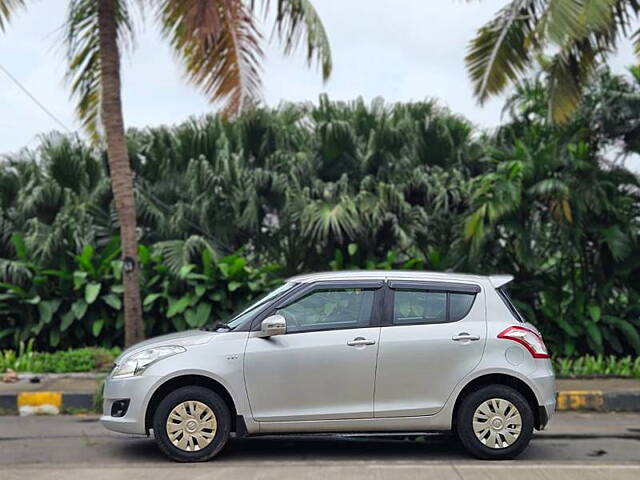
374, 281, 486, 417
244, 284, 382, 422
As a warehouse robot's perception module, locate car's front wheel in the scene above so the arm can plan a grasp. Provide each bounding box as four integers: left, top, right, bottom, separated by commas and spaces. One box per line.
152, 386, 231, 462
456, 384, 534, 460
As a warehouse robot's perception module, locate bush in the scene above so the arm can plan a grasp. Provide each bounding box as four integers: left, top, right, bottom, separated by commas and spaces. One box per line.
553, 355, 640, 378
0, 239, 282, 351
0, 340, 120, 373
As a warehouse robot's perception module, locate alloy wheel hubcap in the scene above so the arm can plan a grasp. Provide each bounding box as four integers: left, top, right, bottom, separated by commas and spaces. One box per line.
166, 401, 217, 452
472, 398, 522, 449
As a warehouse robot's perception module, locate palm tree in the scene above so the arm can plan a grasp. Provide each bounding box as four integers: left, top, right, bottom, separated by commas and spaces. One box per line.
466, 0, 640, 122
1, 0, 332, 346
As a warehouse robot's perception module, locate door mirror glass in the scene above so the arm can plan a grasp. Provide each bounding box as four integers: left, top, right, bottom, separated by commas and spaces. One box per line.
257, 314, 287, 338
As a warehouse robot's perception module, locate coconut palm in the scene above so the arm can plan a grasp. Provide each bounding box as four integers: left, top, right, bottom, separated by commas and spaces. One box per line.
1, 0, 332, 346
466, 0, 640, 122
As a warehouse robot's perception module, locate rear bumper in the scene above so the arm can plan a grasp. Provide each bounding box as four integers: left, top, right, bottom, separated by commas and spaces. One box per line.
530, 368, 556, 430
538, 402, 554, 430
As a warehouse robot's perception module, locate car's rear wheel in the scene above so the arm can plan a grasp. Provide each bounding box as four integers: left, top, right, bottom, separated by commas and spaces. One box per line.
152, 386, 231, 462
456, 384, 534, 460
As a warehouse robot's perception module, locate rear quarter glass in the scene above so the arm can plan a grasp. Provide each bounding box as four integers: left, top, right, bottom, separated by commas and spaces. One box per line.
496, 288, 525, 323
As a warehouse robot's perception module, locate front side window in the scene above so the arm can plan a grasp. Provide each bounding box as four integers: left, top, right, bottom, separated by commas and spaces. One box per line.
392, 289, 477, 325
277, 288, 375, 333
225, 282, 297, 329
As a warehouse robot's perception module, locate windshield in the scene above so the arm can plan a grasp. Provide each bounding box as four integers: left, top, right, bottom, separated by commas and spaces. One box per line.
223, 282, 297, 330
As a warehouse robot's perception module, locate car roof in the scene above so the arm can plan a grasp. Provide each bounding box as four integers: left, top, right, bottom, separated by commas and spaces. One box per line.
286, 270, 504, 286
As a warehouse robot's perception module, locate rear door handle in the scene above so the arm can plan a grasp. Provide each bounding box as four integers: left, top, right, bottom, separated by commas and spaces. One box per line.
347, 337, 376, 346
452, 332, 480, 342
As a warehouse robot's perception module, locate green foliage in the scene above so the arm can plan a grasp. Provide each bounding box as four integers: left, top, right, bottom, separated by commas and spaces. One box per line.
1, 75, 640, 355
0, 341, 121, 373
0, 238, 282, 350
554, 355, 640, 379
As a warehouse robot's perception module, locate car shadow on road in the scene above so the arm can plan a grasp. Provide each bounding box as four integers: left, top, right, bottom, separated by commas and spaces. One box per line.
113, 433, 473, 463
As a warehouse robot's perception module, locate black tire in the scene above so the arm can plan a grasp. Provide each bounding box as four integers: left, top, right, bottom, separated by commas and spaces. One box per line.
152, 386, 231, 462
455, 384, 534, 460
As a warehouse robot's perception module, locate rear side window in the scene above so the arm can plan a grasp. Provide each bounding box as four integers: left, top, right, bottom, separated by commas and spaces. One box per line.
497, 288, 525, 323
394, 290, 447, 324
392, 289, 477, 325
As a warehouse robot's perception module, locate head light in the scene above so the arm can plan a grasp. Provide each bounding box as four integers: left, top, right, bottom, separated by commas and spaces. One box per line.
112, 345, 186, 378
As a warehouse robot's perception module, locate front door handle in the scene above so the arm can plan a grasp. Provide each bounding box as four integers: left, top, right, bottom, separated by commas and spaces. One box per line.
347, 337, 376, 347
452, 332, 480, 342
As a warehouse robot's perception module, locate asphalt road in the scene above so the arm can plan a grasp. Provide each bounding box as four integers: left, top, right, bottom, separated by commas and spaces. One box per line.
1, 412, 639, 479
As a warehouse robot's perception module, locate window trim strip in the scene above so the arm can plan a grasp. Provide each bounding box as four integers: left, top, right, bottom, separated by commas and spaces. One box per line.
387, 280, 481, 294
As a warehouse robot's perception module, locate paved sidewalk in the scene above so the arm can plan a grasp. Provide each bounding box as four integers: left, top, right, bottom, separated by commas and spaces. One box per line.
556, 378, 640, 391
0, 374, 101, 394
0, 374, 102, 411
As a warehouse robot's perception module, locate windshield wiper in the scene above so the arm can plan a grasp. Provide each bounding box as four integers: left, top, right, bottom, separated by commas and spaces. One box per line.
202, 321, 232, 332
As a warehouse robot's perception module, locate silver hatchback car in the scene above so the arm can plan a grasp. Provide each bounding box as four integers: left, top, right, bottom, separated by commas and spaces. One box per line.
101, 270, 555, 461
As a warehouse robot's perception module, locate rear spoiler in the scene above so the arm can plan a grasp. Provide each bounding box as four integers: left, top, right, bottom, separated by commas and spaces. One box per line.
489, 274, 514, 288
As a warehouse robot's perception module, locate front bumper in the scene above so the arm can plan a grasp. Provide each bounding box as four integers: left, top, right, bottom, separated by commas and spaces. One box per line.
100, 374, 161, 435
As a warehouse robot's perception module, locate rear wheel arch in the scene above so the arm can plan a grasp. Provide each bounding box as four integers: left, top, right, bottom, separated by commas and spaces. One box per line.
145, 374, 238, 434
452, 373, 542, 430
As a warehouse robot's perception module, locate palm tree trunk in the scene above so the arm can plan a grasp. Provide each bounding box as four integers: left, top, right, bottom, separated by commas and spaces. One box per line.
97, 0, 144, 347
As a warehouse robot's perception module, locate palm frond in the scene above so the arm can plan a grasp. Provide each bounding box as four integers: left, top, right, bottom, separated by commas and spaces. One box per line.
0, 0, 25, 32
546, 39, 598, 123
160, 0, 263, 115
153, 235, 218, 275
466, 0, 539, 104
541, 0, 590, 45
0, 258, 31, 284
579, 0, 617, 34
302, 196, 359, 244
266, 0, 332, 80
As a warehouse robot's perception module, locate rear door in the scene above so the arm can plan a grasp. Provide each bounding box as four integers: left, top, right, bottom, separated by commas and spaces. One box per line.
244, 282, 383, 422
374, 281, 486, 417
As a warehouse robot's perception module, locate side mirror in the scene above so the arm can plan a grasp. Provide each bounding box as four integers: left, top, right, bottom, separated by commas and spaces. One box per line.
257, 314, 286, 338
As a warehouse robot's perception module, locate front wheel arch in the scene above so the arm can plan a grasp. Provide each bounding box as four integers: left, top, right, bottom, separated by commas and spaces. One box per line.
145, 374, 237, 434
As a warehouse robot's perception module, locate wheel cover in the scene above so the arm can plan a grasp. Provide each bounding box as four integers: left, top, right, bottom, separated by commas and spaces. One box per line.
472, 398, 522, 449
166, 400, 217, 452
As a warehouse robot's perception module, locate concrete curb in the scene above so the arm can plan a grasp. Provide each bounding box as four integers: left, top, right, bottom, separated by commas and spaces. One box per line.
0, 392, 95, 414
1, 389, 639, 414
556, 390, 640, 412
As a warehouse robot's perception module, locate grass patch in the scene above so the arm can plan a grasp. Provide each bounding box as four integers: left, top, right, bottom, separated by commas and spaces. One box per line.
1, 341, 121, 373
553, 355, 640, 378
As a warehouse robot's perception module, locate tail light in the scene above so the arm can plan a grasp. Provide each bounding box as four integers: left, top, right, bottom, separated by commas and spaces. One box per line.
498, 326, 550, 358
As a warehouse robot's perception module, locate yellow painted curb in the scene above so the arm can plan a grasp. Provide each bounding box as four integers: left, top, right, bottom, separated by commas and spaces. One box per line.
556, 390, 604, 411
17, 392, 62, 408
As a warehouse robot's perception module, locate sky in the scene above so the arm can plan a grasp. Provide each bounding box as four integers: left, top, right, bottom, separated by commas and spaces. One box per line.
0, 0, 637, 156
